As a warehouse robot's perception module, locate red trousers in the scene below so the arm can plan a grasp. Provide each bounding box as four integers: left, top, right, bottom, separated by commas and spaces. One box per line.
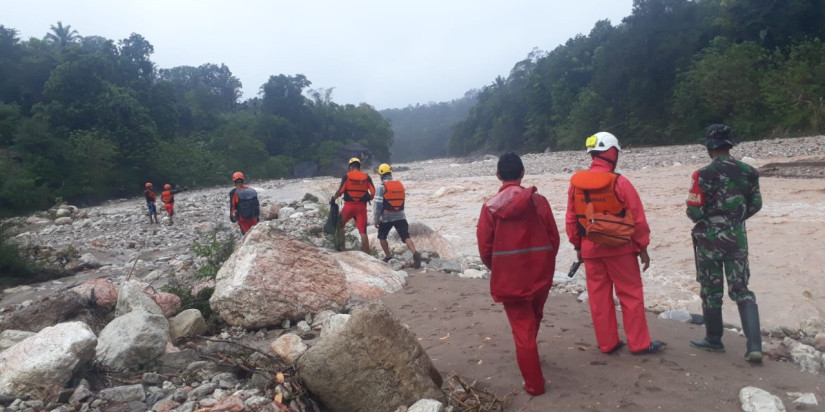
238, 216, 258, 234
584, 253, 651, 352
502, 286, 549, 396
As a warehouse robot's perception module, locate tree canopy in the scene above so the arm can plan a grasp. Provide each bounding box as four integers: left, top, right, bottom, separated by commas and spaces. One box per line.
447, 0, 825, 155
0, 24, 393, 216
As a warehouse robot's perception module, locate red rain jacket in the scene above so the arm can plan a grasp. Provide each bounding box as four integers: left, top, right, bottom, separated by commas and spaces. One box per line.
477, 182, 560, 302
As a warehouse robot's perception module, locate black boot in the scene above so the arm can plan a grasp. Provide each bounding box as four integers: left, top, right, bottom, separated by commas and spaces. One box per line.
738, 300, 763, 363
690, 307, 725, 352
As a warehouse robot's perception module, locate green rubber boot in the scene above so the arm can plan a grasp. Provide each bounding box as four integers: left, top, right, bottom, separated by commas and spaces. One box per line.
738, 300, 763, 363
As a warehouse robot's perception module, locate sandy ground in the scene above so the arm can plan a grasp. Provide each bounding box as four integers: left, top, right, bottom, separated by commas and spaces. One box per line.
380, 272, 825, 411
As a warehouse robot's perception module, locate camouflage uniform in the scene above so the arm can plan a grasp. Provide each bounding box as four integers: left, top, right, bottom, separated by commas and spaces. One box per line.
686, 155, 762, 309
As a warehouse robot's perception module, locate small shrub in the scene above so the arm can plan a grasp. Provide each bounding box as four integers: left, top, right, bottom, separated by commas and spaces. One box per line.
161, 284, 218, 332
191, 230, 236, 280
302, 193, 319, 203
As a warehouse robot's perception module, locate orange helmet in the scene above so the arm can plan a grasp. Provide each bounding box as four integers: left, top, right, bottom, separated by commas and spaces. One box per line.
232, 171, 245, 181
145, 182, 152, 188
164, 184, 171, 189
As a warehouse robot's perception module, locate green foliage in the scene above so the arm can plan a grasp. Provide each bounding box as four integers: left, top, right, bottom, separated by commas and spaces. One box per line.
190, 230, 236, 280
161, 284, 215, 320
0, 224, 68, 287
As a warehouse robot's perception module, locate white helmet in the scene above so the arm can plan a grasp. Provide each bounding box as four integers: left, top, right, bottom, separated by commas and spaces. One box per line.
585, 132, 621, 153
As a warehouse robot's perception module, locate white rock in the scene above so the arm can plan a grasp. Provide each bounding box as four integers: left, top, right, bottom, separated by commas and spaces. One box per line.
739, 386, 786, 412
269, 333, 307, 364
0, 322, 97, 398
320, 314, 351, 339
408, 398, 444, 412
459, 269, 485, 279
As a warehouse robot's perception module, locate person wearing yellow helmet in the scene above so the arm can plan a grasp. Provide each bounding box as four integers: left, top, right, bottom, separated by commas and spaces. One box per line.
331, 158, 376, 253
373, 163, 421, 268
229, 171, 260, 234
143, 182, 159, 224
565, 132, 662, 356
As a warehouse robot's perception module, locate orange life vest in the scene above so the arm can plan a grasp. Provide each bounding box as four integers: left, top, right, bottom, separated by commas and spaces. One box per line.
342, 170, 373, 202
570, 171, 635, 246
161, 190, 174, 204
382, 180, 405, 211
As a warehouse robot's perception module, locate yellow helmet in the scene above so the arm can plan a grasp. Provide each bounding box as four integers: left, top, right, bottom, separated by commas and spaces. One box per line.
378, 163, 392, 175
348, 157, 361, 165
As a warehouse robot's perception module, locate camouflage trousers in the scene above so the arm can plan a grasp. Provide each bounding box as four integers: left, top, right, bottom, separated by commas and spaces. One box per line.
694, 250, 756, 309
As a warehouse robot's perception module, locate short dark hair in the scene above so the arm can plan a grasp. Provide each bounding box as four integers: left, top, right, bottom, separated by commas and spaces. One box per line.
497, 153, 524, 181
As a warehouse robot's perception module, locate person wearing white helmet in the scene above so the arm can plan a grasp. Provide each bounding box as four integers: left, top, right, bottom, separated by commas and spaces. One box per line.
373, 163, 421, 268
565, 132, 663, 355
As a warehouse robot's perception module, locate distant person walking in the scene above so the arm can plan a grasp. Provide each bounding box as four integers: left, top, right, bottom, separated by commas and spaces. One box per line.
332, 158, 376, 254
229, 172, 260, 235
477, 153, 559, 396
687, 124, 763, 363
565, 132, 663, 355
143, 182, 159, 224
373, 163, 421, 268
160, 184, 183, 225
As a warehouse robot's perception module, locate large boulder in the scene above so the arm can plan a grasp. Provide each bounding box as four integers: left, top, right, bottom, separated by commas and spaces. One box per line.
95, 310, 169, 371
210, 224, 349, 328
331, 251, 406, 299
297, 302, 444, 412
0, 322, 97, 398
0, 290, 97, 333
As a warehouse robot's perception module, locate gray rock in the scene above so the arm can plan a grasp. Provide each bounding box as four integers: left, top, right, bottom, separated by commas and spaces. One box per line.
297, 302, 444, 412
114, 281, 163, 317
95, 310, 169, 371
427, 258, 462, 274
98, 384, 146, 403
169, 309, 208, 341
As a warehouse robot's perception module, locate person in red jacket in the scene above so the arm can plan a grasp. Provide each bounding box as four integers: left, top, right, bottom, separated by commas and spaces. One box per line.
331, 158, 376, 253
565, 132, 663, 355
476, 153, 560, 397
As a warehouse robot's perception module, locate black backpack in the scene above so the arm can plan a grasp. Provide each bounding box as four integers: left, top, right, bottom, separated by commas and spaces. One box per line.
236, 187, 260, 219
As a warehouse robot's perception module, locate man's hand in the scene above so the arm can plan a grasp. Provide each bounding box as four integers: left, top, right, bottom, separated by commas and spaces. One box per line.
639, 249, 650, 272
576, 250, 582, 263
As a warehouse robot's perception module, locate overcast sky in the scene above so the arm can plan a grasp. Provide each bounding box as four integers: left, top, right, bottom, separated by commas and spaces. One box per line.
5, 0, 634, 110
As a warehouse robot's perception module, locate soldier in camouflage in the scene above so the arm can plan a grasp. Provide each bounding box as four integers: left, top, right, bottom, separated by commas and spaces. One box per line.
686, 124, 763, 363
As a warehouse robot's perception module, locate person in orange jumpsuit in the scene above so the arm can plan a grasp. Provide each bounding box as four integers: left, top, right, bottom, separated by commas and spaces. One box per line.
160, 184, 180, 225
477, 153, 560, 396
565, 132, 664, 355
331, 158, 376, 253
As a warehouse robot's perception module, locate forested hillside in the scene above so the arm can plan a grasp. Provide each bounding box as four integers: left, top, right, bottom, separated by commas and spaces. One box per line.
448, 0, 825, 155
381, 93, 476, 162
0, 24, 393, 216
